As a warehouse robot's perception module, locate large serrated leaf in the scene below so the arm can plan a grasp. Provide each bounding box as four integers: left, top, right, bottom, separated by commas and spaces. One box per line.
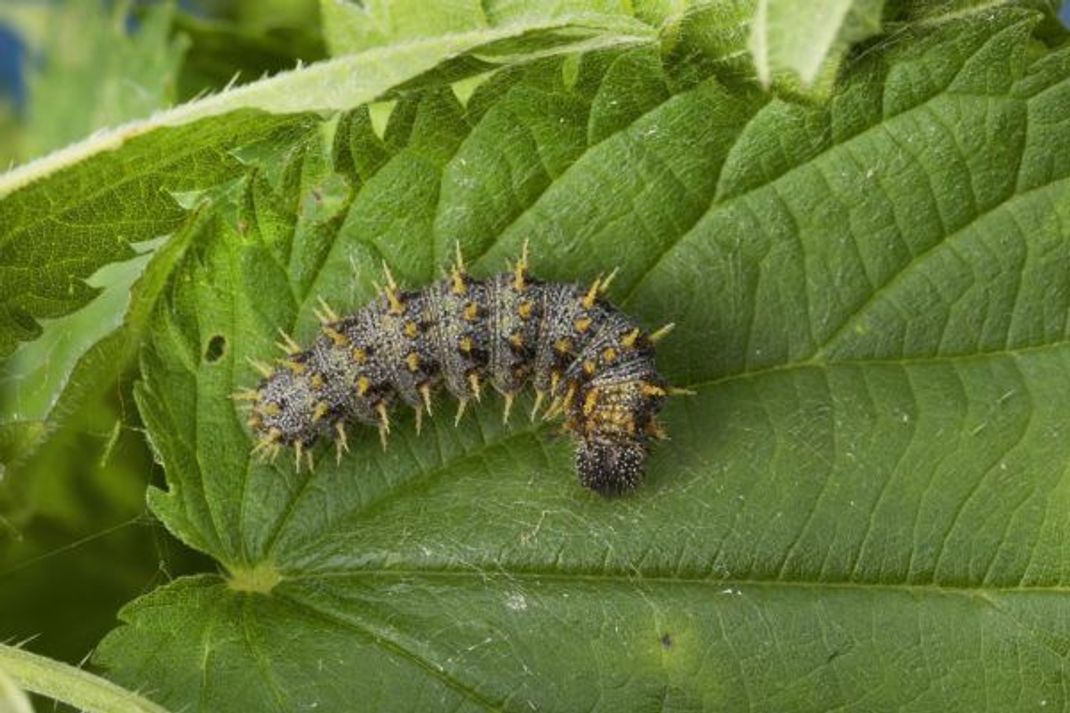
0, 17, 652, 462
94, 8, 1070, 711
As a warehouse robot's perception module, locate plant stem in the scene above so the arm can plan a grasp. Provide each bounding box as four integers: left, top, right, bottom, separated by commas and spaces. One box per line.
0, 643, 169, 713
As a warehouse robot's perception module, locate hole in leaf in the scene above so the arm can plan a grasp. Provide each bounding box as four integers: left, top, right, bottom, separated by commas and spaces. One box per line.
205, 335, 226, 363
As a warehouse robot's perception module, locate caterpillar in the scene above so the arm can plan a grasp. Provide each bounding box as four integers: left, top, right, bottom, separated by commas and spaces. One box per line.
234, 244, 683, 495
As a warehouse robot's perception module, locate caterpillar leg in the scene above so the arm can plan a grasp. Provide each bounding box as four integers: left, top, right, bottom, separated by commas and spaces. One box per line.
419, 383, 434, 415
334, 422, 349, 465
530, 390, 545, 421
467, 373, 482, 402
376, 403, 390, 449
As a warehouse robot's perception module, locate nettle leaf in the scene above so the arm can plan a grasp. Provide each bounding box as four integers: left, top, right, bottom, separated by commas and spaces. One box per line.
320, 0, 674, 55
95, 8, 1070, 712
0, 18, 647, 459
749, 0, 885, 91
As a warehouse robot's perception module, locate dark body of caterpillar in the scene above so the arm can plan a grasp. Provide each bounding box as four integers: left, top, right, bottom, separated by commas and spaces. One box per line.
242, 248, 674, 495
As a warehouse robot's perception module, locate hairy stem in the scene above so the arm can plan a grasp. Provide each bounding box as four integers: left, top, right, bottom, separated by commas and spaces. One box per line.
0, 643, 169, 713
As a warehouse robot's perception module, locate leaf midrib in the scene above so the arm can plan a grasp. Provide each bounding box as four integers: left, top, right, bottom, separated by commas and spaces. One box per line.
277, 566, 1070, 596
261, 338, 1068, 574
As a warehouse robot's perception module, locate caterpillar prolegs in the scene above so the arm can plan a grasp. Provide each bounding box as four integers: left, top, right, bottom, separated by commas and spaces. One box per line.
236, 245, 683, 495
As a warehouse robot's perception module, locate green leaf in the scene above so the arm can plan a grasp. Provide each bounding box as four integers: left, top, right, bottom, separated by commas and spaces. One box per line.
320, 0, 664, 56
0, 18, 647, 450
95, 8, 1070, 711
748, 0, 885, 90
0, 666, 33, 713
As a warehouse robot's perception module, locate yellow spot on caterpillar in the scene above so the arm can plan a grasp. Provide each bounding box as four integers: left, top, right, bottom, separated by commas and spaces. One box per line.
323, 326, 348, 346
601, 347, 618, 363
621, 328, 640, 348
310, 373, 324, 390
554, 338, 572, 354
646, 420, 668, 440
574, 317, 592, 333
583, 389, 599, 416
404, 321, 419, 338
508, 333, 524, 349
641, 383, 667, 397
263, 402, 281, 416
312, 401, 329, 422
352, 347, 367, 364
282, 359, 307, 375
459, 336, 474, 353
550, 370, 561, 394
518, 301, 534, 320
406, 352, 421, 372
357, 376, 372, 396
463, 302, 479, 321
582, 360, 597, 375
451, 269, 467, 296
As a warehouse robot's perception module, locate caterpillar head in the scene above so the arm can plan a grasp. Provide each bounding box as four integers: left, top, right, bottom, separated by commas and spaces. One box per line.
249, 365, 325, 455
575, 435, 648, 496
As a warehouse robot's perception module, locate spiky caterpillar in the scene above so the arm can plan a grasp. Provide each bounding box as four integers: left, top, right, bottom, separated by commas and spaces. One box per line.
237, 246, 680, 495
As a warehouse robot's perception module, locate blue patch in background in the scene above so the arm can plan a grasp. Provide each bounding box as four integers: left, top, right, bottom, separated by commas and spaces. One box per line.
0, 23, 25, 112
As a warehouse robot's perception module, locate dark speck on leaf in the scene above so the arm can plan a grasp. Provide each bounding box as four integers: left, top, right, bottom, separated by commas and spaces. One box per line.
205, 335, 226, 363
660, 633, 673, 649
